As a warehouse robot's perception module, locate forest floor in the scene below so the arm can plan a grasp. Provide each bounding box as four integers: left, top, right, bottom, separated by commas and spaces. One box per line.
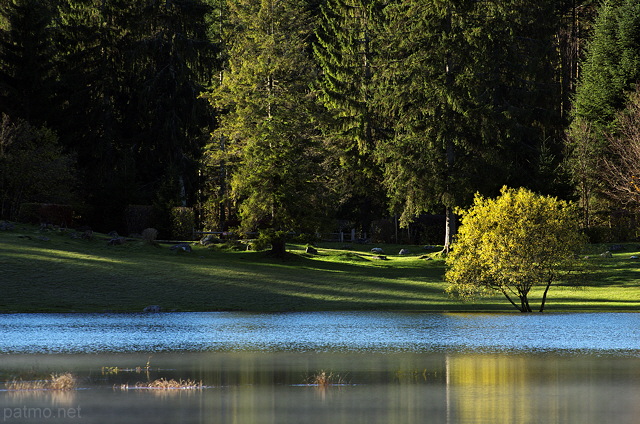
1, 223, 639, 313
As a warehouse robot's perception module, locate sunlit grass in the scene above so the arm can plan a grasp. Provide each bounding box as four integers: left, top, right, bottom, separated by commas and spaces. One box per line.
1, 224, 640, 312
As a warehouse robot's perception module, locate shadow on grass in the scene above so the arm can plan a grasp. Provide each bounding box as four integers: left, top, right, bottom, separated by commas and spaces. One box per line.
2, 232, 639, 313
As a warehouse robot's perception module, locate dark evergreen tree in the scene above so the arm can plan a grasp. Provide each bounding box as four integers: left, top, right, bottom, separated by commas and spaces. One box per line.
0, 0, 57, 124
375, 0, 565, 251
567, 0, 640, 229
572, 0, 640, 131
54, 0, 138, 230
313, 0, 386, 234
129, 0, 216, 212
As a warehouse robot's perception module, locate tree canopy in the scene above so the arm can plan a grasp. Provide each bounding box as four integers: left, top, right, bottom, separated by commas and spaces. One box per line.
0, 0, 627, 250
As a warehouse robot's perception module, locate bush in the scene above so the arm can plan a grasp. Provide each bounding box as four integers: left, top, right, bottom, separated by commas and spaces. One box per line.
171, 207, 195, 240
445, 187, 586, 312
18, 203, 74, 226
142, 228, 159, 244
125, 205, 154, 235
0, 115, 76, 220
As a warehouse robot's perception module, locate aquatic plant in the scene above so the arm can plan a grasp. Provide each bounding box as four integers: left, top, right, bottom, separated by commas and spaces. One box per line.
6, 373, 76, 391
118, 378, 203, 390
307, 371, 345, 387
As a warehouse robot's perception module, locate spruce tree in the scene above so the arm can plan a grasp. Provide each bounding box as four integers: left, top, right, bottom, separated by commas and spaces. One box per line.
568, 0, 640, 229
0, 0, 57, 123
129, 0, 216, 210
375, 0, 564, 251
204, 0, 326, 256
313, 0, 386, 234
54, 0, 137, 229
572, 0, 640, 131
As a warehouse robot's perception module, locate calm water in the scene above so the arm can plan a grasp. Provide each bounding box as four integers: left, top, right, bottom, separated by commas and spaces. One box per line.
0, 312, 638, 423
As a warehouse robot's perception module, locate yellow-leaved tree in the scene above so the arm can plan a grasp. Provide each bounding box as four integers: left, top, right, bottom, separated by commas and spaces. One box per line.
445, 187, 586, 312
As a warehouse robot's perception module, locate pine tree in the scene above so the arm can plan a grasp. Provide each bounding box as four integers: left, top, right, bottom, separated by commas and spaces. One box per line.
204, 0, 326, 256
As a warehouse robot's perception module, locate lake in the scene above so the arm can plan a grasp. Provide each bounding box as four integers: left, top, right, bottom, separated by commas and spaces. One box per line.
0, 312, 638, 423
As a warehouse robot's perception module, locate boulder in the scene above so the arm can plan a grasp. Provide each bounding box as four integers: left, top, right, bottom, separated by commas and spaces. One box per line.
371, 255, 387, 260
0, 221, 14, 231
371, 247, 384, 254
170, 243, 192, 253
108, 237, 126, 246
399, 248, 411, 255
305, 246, 318, 254
200, 234, 218, 246
630, 255, 639, 260
141, 228, 158, 243
600, 251, 613, 258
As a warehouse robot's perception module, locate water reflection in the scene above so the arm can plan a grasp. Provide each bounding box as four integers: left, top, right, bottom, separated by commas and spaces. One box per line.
1, 352, 639, 423
446, 353, 640, 424
1, 312, 639, 423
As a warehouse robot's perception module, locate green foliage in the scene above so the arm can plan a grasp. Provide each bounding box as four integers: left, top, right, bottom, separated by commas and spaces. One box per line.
0, 0, 56, 123
0, 115, 76, 221
573, 0, 640, 131
171, 207, 195, 240
204, 0, 328, 243
313, 0, 386, 232
567, 0, 640, 234
374, 0, 565, 249
445, 187, 586, 312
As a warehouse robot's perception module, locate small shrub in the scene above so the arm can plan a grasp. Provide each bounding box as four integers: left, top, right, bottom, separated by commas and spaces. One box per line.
171, 207, 195, 240
142, 228, 159, 244
126, 205, 154, 235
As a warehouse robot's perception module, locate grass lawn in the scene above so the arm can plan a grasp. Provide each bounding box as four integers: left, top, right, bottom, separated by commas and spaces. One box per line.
1, 224, 639, 313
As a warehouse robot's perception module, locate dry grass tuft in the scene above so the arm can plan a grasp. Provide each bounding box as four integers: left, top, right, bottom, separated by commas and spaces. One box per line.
307, 371, 345, 387
6, 373, 76, 391
121, 378, 203, 390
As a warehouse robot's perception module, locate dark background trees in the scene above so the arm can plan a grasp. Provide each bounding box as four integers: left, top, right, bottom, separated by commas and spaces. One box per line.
1, 0, 633, 244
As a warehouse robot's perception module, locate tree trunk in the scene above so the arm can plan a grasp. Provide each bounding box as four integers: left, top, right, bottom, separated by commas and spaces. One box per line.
269, 238, 287, 258
539, 278, 553, 312
443, 207, 456, 253
519, 295, 532, 313
502, 291, 523, 312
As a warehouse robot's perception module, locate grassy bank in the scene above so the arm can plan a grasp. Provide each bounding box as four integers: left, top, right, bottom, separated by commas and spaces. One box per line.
1, 224, 639, 313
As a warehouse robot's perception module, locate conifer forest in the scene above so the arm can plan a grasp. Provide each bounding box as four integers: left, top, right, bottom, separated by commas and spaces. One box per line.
1, 0, 638, 245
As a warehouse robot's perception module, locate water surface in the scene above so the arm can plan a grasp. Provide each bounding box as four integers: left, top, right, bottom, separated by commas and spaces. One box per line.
0, 312, 637, 354
0, 312, 638, 423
